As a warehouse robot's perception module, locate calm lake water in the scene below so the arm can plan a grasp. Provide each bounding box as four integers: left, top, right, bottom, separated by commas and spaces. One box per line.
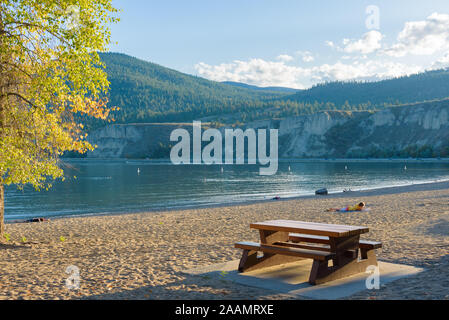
4, 159, 449, 221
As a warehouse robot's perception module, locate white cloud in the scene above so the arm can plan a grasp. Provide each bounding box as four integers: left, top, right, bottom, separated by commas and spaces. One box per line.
431, 52, 449, 69
296, 51, 315, 62
310, 60, 422, 83
325, 40, 335, 48
384, 12, 449, 57
276, 54, 294, 62
342, 30, 384, 54
195, 58, 423, 89
194, 13, 449, 89
195, 59, 302, 88
195, 59, 307, 89
303, 55, 314, 62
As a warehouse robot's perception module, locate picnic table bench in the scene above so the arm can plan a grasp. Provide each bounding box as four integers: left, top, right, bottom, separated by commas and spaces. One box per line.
235, 220, 382, 285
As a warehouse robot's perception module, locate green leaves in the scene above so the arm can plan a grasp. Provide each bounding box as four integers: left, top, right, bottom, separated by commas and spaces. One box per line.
0, 0, 118, 191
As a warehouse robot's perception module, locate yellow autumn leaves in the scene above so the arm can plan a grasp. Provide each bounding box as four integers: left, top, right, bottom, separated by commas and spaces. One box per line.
0, 0, 119, 191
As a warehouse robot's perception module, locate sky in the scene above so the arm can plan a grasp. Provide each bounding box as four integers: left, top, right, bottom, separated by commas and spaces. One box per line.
109, 0, 449, 89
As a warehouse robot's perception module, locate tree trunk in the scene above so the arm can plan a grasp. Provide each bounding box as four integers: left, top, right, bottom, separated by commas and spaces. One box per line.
0, 183, 4, 240
0, 11, 5, 241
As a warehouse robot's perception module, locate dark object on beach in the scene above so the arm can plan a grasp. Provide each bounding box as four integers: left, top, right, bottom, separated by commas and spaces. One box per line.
272, 196, 281, 200
25, 217, 49, 223
315, 188, 328, 195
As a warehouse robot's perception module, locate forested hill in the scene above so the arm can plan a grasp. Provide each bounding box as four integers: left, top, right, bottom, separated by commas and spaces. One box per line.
96, 52, 289, 126
285, 69, 449, 108
90, 52, 449, 129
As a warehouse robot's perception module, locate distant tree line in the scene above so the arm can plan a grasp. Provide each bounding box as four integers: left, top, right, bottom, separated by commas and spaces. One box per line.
346, 144, 449, 159
84, 53, 449, 131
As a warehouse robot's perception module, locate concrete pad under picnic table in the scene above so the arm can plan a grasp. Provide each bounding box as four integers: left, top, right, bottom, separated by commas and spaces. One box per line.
183, 259, 424, 299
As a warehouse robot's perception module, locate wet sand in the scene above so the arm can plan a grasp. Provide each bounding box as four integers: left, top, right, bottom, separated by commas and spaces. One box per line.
0, 181, 448, 299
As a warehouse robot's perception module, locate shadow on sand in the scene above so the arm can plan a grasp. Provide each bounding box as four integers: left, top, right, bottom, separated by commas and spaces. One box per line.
79, 270, 284, 300
0, 243, 33, 250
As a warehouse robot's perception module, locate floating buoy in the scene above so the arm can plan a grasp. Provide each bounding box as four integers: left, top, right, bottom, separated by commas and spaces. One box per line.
345, 165, 348, 170
288, 165, 291, 171
137, 168, 140, 174
221, 167, 224, 173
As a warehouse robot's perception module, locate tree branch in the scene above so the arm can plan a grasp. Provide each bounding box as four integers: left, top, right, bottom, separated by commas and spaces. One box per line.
1, 61, 32, 78
5, 92, 38, 109
7, 21, 72, 47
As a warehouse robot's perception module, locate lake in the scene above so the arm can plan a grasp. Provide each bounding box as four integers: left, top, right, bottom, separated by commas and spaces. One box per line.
4, 159, 449, 221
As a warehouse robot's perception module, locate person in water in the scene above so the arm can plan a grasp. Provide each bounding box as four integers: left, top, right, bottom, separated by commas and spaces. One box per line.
326, 202, 366, 212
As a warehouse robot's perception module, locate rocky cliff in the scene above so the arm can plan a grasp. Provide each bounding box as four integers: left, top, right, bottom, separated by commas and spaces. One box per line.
87, 123, 193, 158
87, 99, 449, 158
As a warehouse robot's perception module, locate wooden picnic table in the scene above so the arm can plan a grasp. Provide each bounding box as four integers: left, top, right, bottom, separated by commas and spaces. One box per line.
235, 220, 382, 285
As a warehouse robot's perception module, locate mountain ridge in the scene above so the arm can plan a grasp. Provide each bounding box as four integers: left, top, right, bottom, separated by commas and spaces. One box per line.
93, 52, 449, 128
284, 68, 449, 107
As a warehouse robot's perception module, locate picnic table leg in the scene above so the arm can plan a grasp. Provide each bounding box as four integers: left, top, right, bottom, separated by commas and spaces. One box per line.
237, 230, 304, 273
309, 259, 329, 284
309, 234, 379, 285
329, 234, 360, 267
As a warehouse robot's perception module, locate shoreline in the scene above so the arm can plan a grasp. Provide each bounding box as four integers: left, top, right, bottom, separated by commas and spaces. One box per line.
7, 179, 449, 224
1, 172, 448, 299
61, 157, 449, 163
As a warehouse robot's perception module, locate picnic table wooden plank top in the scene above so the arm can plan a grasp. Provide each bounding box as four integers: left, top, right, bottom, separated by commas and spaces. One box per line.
249, 219, 369, 237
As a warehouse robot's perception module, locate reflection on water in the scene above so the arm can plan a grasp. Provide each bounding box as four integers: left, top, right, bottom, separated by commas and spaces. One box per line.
4, 159, 449, 220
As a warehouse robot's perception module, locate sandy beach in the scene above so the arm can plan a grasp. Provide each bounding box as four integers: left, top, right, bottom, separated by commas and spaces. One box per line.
0, 181, 448, 300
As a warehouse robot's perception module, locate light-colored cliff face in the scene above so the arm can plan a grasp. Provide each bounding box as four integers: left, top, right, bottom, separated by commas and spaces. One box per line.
87, 123, 193, 158
88, 125, 142, 158
277, 111, 358, 157
277, 100, 449, 157
87, 99, 449, 158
